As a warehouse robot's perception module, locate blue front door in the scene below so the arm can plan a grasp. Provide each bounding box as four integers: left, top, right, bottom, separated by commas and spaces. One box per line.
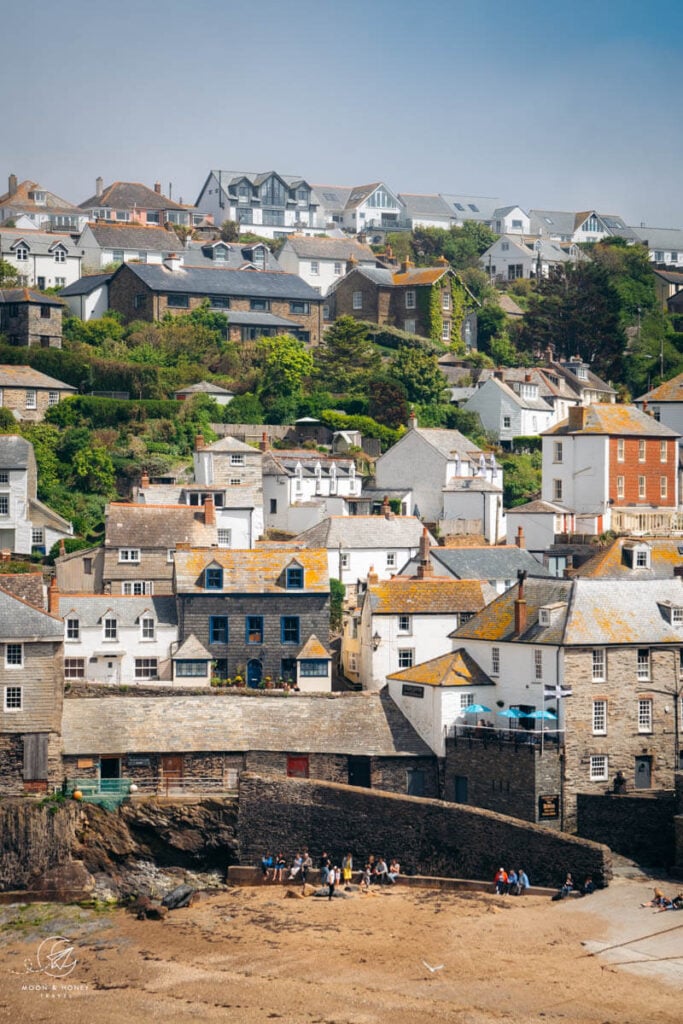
247, 659, 262, 688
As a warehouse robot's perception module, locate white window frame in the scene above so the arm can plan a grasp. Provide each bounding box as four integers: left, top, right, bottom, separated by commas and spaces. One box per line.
638, 439, 646, 462
25, 390, 37, 410
459, 692, 475, 712
592, 648, 605, 681
118, 548, 140, 563
638, 476, 646, 499
4, 685, 22, 711
533, 649, 543, 680
553, 442, 563, 463
672, 607, 683, 625
0, 495, 9, 516
31, 527, 44, 545
310, 260, 319, 275
5, 643, 22, 668
140, 617, 155, 641
397, 614, 411, 635
64, 658, 85, 679
167, 548, 175, 563
230, 454, 245, 466
660, 440, 668, 462
553, 479, 563, 501
637, 648, 650, 681
442, 290, 451, 310
617, 438, 625, 462
103, 617, 118, 641
590, 755, 608, 782
616, 476, 625, 499
122, 581, 153, 596
386, 551, 397, 569
48, 391, 59, 406
217, 529, 232, 548
592, 699, 607, 735
333, 261, 342, 275
491, 647, 500, 676
397, 648, 414, 669
340, 552, 350, 570
66, 618, 80, 642
441, 320, 451, 341
405, 290, 416, 309
135, 657, 159, 680
638, 698, 653, 733
661, 476, 668, 500
352, 291, 363, 310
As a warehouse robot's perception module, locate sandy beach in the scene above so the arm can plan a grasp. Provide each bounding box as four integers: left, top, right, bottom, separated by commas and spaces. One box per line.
0, 873, 681, 1024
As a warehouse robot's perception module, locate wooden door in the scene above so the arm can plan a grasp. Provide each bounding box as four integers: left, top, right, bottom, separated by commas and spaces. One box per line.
162, 755, 184, 794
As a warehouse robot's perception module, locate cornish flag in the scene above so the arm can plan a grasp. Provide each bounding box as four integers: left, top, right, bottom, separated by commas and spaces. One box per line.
544, 683, 573, 701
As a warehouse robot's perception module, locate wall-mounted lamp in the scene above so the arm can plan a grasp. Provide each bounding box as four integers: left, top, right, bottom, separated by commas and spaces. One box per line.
372, 631, 382, 651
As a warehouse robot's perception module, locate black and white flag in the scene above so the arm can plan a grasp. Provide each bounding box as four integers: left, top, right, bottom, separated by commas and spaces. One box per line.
544, 683, 573, 701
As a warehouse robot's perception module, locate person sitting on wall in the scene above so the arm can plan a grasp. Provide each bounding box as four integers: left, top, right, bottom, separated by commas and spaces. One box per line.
507, 868, 519, 895
494, 867, 508, 895
261, 852, 273, 880
518, 868, 530, 894
387, 859, 401, 884
580, 876, 595, 896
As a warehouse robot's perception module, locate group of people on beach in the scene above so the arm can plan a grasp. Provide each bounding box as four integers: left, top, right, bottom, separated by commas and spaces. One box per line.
641, 887, 683, 912
260, 849, 400, 897
493, 866, 530, 895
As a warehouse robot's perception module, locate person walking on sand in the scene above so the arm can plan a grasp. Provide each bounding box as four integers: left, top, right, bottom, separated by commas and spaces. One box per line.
327, 860, 337, 900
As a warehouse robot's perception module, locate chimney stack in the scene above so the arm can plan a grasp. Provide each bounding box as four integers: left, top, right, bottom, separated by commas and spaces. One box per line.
195, 434, 205, 451
203, 494, 216, 526
381, 495, 393, 519
48, 577, 60, 616
367, 565, 379, 585
259, 431, 269, 452
163, 252, 183, 272
514, 570, 527, 635
140, 471, 150, 489
154, 181, 161, 194
515, 526, 525, 549
8, 173, 17, 197
416, 527, 433, 578
568, 405, 587, 431
401, 257, 413, 274
58, 538, 66, 557
408, 409, 417, 430
95, 176, 103, 198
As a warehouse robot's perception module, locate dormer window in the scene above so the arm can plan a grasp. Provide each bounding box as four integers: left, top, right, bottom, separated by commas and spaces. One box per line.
205, 566, 223, 589
538, 602, 566, 626
286, 565, 304, 589
623, 543, 651, 569
15, 245, 28, 261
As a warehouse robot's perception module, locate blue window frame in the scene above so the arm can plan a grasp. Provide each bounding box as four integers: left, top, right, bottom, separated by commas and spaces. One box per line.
299, 660, 328, 677
176, 660, 207, 677
286, 566, 304, 589
205, 567, 223, 589
246, 616, 264, 644
281, 658, 297, 682
209, 616, 228, 643
280, 616, 300, 644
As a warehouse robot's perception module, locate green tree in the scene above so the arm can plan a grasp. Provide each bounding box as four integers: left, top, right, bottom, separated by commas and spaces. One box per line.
314, 316, 381, 393
388, 346, 448, 404
367, 376, 409, 429
219, 220, 240, 242
73, 445, 117, 495
221, 392, 265, 423
0, 259, 18, 287
500, 451, 542, 508
330, 578, 345, 631
258, 334, 314, 402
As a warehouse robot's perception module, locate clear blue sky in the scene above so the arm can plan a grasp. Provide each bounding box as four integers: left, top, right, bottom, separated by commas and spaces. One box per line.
4, 0, 682, 226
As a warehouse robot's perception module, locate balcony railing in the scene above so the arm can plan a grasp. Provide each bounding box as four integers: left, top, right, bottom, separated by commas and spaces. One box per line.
447, 723, 564, 751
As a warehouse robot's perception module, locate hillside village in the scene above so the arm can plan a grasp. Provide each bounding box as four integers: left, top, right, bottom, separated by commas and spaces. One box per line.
2, 166, 683, 876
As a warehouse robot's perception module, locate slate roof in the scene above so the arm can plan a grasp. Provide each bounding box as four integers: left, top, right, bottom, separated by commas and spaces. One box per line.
82, 223, 180, 251
0, 288, 62, 307
630, 226, 683, 250
0, 365, 75, 392
79, 181, 189, 212
104, 503, 217, 549
387, 648, 494, 688
222, 310, 300, 328
574, 537, 683, 580
0, 229, 79, 256
473, 375, 553, 412
344, 183, 386, 210
60, 274, 113, 296
542, 404, 679, 438
281, 235, 376, 262
174, 634, 212, 660
204, 435, 259, 453
58, 594, 177, 626
441, 194, 500, 221
412, 426, 484, 460
547, 360, 616, 397
0, 572, 44, 608
398, 193, 455, 221
636, 372, 683, 403
297, 634, 330, 659
477, 367, 575, 403
263, 451, 355, 478
175, 381, 234, 397
0, 434, 31, 469
0, 585, 62, 638
367, 579, 490, 615
183, 240, 280, 271
60, 690, 433, 757
426, 546, 550, 581
117, 263, 320, 300
506, 499, 569, 514
294, 516, 430, 550
454, 576, 683, 646
174, 547, 329, 594
310, 184, 354, 213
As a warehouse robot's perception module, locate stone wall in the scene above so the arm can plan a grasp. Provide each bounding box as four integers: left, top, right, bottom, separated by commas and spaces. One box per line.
237, 773, 612, 888
0, 799, 82, 890
445, 734, 562, 828
577, 792, 677, 867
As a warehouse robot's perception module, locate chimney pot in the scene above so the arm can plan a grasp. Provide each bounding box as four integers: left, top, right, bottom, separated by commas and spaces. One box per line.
515, 526, 525, 549
140, 471, 150, 489
195, 434, 205, 451
8, 173, 17, 197
259, 431, 268, 452
154, 181, 161, 194
401, 257, 413, 273
95, 176, 103, 199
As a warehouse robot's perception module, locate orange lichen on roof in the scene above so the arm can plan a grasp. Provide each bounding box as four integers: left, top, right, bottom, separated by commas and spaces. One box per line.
370, 579, 487, 614
297, 635, 330, 659
391, 267, 447, 286
174, 547, 329, 592
640, 373, 683, 402
545, 404, 679, 437
387, 648, 493, 687
577, 537, 683, 578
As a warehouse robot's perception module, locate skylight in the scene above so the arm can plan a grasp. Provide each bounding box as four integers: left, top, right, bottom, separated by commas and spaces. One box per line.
454, 203, 465, 211
468, 204, 479, 212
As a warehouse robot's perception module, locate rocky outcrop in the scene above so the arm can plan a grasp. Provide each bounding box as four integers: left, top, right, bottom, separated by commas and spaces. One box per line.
1, 796, 239, 898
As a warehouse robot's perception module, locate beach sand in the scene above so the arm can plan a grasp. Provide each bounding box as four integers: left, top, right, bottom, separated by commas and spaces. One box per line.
0, 877, 681, 1024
